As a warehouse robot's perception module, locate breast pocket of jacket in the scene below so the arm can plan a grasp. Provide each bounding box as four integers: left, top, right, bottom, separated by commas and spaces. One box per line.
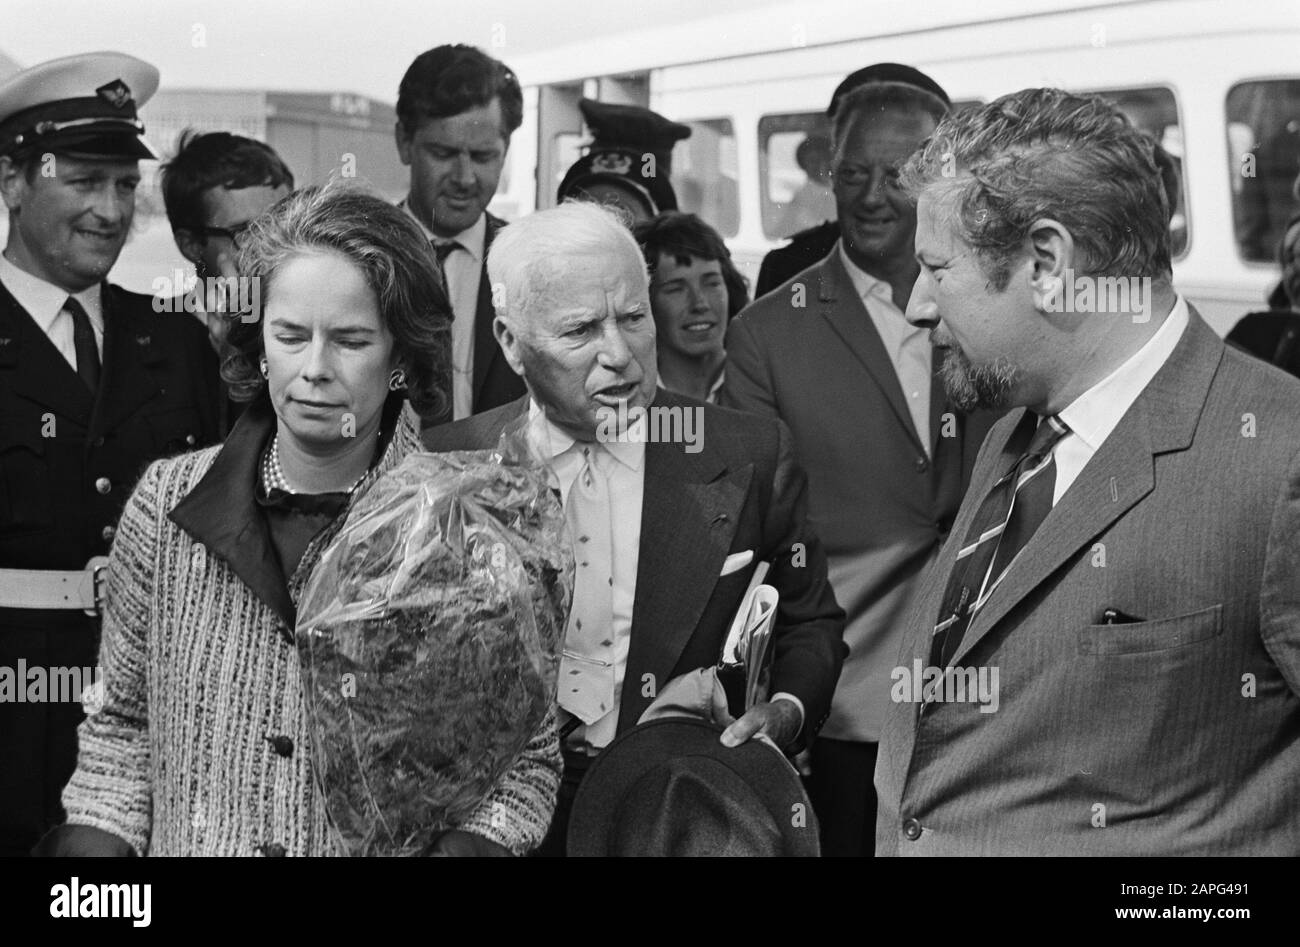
0, 416, 53, 533
145, 406, 203, 456
1077, 604, 1224, 656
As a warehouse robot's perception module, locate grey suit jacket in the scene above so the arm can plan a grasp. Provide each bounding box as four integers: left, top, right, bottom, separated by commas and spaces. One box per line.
875, 310, 1300, 855
723, 247, 997, 741
424, 391, 848, 745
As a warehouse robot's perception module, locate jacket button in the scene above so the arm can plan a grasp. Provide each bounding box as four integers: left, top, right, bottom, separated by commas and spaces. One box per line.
93, 436, 105, 447
914, 457, 929, 473
94, 477, 112, 494
257, 842, 287, 857
185, 433, 196, 446
101, 525, 116, 542
903, 818, 923, 841
266, 734, 294, 758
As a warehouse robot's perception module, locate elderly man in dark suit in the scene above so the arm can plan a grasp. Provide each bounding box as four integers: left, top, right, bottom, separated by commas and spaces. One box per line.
395, 45, 526, 427
426, 201, 846, 855
877, 87, 1300, 855
724, 80, 996, 856
0, 52, 219, 855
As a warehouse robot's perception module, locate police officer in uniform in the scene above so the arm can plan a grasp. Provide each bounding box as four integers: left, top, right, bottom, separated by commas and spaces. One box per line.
0, 52, 219, 855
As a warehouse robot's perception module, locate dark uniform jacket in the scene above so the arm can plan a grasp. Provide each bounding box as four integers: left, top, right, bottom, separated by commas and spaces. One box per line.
0, 277, 218, 855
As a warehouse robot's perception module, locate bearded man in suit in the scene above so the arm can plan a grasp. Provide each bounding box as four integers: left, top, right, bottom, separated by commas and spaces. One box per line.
876, 87, 1300, 855
425, 201, 846, 855
724, 80, 997, 856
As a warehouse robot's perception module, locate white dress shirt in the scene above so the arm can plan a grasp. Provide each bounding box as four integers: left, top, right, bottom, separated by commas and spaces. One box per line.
527, 401, 644, 750
401, 200, 486, 420
839, 243, 932, 453
1053, 295, 1190, 505
0, 252, 103, 368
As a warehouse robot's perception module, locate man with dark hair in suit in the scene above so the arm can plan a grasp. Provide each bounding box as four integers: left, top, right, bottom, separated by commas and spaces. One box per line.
754, 63, 952, 300
0, 53, 219, 855
425, 201, 846, 856
878, 87, 1300, 855
396, 44, 526, 429
724, 79, 997, 857
160, 130, 295, 433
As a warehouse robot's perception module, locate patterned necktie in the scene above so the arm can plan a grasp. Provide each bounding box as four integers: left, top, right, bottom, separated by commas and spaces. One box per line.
931, 414, 1071, 667
431, 239, 461, 302
558, 445, 617, 725
64, 296, 101, 394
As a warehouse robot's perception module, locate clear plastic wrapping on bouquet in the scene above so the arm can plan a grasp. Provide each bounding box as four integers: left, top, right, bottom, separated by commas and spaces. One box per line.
295, 423, 572, 856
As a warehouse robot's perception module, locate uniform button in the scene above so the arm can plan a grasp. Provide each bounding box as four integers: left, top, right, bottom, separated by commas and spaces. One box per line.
903, 818, 923, 841
257, 842, 287, 857
914, 457, 929, 473
185, 434, 196, 446
94, 477, 112, 494
266, 734, 294, 758
101, 525, 116, 542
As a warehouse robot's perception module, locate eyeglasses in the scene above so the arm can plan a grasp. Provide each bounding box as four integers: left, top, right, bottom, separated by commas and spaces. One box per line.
191, 221, 253, 248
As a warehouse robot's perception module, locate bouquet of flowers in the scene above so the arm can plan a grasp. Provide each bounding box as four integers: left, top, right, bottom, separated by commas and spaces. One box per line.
295, 427, 572, 856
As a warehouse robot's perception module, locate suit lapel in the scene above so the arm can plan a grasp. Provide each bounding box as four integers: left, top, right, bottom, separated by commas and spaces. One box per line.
90, 286, 163, 438
618, 423, 750, 731
471, 213, 504, 408
816, 252, 926, 454
949, 311, 1224, 665
0, 280, 95, 424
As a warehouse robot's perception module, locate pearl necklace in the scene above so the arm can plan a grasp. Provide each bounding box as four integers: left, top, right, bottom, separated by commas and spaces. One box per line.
262, 433, 369, 495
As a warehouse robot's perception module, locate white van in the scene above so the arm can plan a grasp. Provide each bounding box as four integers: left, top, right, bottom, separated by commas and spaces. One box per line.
497, 0, 1300, 334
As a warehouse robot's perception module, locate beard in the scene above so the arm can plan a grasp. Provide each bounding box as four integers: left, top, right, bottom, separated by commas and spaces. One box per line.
937, 344, 1021, 412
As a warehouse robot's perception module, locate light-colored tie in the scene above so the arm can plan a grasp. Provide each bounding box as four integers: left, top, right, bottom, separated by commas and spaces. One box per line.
558, 444, 617, 724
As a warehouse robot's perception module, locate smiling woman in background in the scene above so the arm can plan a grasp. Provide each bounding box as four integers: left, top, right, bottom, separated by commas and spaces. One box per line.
38, 182, 561, 857
634, 211, 748, 403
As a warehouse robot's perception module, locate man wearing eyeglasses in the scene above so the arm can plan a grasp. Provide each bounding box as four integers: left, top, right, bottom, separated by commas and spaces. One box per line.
722, 79, 999, 855
162, 130, 295, 346
0, 53, 219, 855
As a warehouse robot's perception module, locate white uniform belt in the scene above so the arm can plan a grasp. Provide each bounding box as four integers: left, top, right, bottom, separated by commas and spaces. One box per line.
0, 557, 110, 615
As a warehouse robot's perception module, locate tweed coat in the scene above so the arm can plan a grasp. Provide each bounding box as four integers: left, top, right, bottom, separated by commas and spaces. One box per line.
60, 397, 561, 856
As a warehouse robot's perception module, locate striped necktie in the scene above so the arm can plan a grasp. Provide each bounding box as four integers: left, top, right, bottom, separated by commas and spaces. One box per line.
64, 296, 101, 394
930, 413, 1071, 667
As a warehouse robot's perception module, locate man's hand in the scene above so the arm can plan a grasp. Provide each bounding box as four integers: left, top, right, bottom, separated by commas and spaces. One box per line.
424, 830, 513, 857
719, 699, 802, 752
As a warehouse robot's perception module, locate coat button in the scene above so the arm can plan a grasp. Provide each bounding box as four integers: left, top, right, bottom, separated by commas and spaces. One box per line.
185, 433, 196, 446
257, 842, 287, 857
94, 477, 112, 494
266, 734, 294, 758
93, 436, 105, 447
101, 525, 116, 542
903, 818, 923, 841
914, 457, 929, 473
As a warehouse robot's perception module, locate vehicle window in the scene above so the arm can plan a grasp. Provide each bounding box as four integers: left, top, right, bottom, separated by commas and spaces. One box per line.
1227, 79, 1300, 264
757, 100, 982, 242
759, 112, 833, 240
1083, 86, 1189, 259
672, 119, 739, 237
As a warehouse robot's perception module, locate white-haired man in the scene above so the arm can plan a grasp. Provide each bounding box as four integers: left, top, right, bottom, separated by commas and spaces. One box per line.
425, 201, 846, 855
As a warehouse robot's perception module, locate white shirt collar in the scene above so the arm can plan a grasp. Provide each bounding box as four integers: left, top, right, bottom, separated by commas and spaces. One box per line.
399, 198, 487, 263
837, 240, 895, 304
0, 251, 102, 335
1058, 295, 1190, 453
526, 398, 645, 479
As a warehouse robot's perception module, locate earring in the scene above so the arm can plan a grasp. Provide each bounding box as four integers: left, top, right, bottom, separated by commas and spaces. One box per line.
388, 368, 408, 391
259, 357, 269, 379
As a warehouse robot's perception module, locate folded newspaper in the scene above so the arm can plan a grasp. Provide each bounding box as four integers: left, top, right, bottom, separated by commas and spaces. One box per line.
719, 562, 778, 711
